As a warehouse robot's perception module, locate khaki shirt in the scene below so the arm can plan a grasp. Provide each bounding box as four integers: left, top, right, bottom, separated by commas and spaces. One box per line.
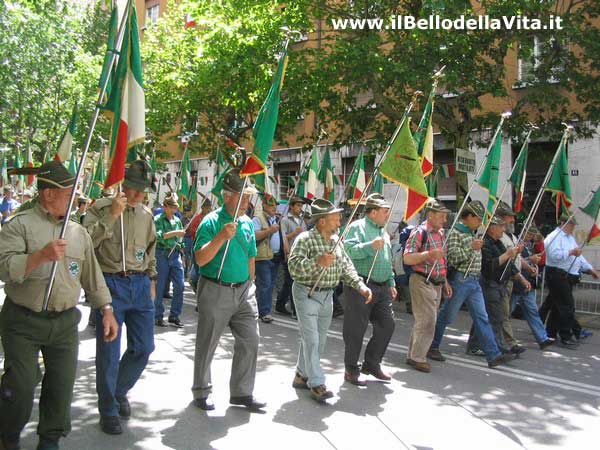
83, 198, 157, 278
0, 203, 111, 312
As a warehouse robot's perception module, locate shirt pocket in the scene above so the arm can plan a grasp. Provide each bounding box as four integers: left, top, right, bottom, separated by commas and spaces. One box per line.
128, 235, 148, 265
26, 237, 53, 280
62, 244, 85, 280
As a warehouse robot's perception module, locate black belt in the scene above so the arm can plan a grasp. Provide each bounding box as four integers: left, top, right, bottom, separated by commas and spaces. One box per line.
6, 297, 73, 317
204, 277, 248, 288
358, 275, 387, 287
546, 266, 567, 275
413, 271, 446, 286
300, 283, 334, 292
104, 271, 146, 278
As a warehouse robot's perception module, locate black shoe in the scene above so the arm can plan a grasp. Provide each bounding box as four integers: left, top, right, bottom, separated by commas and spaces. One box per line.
100, 415, 122, 435
557, 338, 580, 349
539, 338, 556, 350
510, 345, 527, 356
164, 293, 173, 299
155, 318, 167, 327
116, 396, 131, 420
229, 395, 266, 411
488, 352, 516, 368
193, 396, 215, 411
168, 317, 184, 328
36, 439, 59, 450
0, 434, 21, 450
275, 305, 292, 315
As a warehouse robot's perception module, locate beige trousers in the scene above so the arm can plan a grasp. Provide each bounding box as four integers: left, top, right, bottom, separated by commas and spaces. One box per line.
408, 274, 442, 363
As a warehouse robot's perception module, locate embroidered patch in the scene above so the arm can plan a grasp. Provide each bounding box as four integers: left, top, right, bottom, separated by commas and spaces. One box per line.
136, 248, 145, 262
68, 261, 80, 277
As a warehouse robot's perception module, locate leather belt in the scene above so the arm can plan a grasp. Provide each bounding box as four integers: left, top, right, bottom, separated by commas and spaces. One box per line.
204, 276, 247, 288
358, 275, 387, 287
104, 271, 146, 278
300, 284, 333, 292
413, 271, 446, 286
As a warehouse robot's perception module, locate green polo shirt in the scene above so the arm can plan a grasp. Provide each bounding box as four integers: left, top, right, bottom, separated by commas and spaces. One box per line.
154, 212, 184, 250
194, 207, 257, 283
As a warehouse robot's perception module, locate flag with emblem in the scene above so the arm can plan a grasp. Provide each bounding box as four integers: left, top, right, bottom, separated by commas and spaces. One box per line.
104, 1, 145, 189
240, 46, 288, 177
346, 150, 366, 202
509, 140, 528, 212
545, 137, 572, 220
580, 187, 600, 244
318, 148, 335, 202
477, 130, 502, 223
378, 119, 429, 220
55, 104, 78, 162
413, 88, 435, 177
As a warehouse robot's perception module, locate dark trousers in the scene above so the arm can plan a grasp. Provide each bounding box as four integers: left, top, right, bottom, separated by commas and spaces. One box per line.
468, 280, 509, 353
0, 300, 80, 441
96, 274, 155, 417
544, 268, 578, 340
276, 261, 296, 313
342, 283, 395, 373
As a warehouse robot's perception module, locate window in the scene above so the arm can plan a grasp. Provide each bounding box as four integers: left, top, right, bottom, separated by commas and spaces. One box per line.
517, 36, 565, 86
146, 4, 159, 26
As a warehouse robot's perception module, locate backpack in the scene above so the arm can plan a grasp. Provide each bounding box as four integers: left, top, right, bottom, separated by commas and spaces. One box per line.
393, 225, 427, 286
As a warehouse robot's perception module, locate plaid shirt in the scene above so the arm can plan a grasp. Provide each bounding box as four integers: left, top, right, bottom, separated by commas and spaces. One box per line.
288, 228, 363, 290
447, 222, 481, 275
403, 220, 447, 280
344, 217, 395, 286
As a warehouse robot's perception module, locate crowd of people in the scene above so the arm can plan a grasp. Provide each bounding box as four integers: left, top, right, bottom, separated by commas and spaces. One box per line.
0, 163, 598, 450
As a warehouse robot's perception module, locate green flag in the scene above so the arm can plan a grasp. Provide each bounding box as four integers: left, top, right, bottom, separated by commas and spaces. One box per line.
318, 148, 335, 202
251, 172, 266, 193
179, 146, 192, 198
545, 137, 572, 220
14, 149, 24, 191
211, 166, 231, 206
305, 148, 320, 200
414, 87, 435, 177
98, 5, 118, 104
89, 153, 106, 200
509, 140, 528, 212
0, 154, 7, 187
371, 171, 384, 195
240, 47, 288, 177
477, 130, 503, 223
426, 167, 439, 197
67, 150, 78, 176
378, 119, 429, 220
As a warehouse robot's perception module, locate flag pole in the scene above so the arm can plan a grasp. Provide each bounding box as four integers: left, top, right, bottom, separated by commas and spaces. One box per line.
424, 111, 512, 283
42, 1, 131, 310
462, 127, 535, 277
365, 184, 402, 283
308, 91, 423, 296
498, 124, 574, 282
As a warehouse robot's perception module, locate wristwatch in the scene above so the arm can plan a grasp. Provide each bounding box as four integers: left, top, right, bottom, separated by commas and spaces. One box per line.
101, 304, 114, 314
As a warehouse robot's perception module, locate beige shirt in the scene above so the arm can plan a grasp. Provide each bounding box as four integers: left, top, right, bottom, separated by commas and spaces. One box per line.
0, 203, 111, 312
83, 198, 157, 278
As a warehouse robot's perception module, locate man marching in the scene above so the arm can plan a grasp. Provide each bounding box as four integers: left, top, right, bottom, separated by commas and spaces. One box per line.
288, 198, 371, 402
192, 169, 265, 411
0, 161, 118, 450
343, 193, 396, 384
83, 160, 157, 435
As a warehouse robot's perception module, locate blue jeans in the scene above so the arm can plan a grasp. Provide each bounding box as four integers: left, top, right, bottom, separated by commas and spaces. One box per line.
431, 272, 502, 362
511, 290, 549, 344
183, 236, 195, 277
154, 249, 185, 320
96, 273, 155, 417
293, 282, 333, 388
255, 258, 280, 317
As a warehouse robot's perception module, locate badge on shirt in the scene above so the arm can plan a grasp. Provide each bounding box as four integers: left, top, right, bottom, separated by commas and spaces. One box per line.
68, 261, 80, 277
136, 248, 145, 262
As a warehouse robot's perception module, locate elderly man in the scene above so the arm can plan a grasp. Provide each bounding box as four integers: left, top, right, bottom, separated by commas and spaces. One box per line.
544, 213, 600, 348
466, 215, 524, 354
343, 193, 396, 384
288, 198, 372, 402
253, 193, 282, 323
429, 201, 515, 369
403, 199, 453, 373
276, 196, 307, 316
153, 193, 186, 328
0, 161, 118, 450
192, 169, 265, 411
1, 185, 20, 224
83, 160, 157, 435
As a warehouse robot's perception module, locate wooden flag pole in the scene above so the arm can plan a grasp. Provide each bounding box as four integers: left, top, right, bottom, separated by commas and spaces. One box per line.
42, 1, 132, 310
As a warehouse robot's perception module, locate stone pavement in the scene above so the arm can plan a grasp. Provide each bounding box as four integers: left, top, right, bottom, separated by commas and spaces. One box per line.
1, 283, 599, 450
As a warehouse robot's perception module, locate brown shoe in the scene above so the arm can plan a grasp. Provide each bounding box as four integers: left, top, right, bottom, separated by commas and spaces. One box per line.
344, 371, 367, 386
310, 385, 334, 402
361, 364, 392, 381
292, 372, 309, 389
427, 348, 446, 362
406, 358, 431, 373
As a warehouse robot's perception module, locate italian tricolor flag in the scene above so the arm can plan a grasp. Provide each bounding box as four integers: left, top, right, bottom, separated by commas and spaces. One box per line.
305, 148, 320, 200
581, 188, 600, 244
26, 143, 34, 186
319, 148, 335, 202
104, 0, 145, 189
55, 104, 78, 162
414, 88, 435, 177
509, 140, 528, 212
347, 150, 366, 201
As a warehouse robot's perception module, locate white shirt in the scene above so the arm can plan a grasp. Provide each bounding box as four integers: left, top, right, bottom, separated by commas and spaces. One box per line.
544, 227, 592, 275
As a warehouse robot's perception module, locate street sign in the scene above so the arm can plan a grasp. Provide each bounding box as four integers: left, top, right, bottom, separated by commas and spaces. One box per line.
455, 148, 476, 174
